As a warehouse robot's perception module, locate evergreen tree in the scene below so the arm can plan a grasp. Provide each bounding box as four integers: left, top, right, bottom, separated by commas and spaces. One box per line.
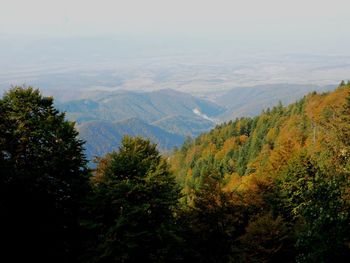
0, 86, 90, 262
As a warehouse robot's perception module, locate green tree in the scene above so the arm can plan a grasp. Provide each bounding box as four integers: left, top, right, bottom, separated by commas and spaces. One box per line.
339, 80, 346, 87
279, 152, 349, 262
0, 86, 90, 262
87, 136, 180, 262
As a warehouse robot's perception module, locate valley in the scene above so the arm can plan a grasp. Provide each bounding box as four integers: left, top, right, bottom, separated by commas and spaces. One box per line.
56, 84, 336, 160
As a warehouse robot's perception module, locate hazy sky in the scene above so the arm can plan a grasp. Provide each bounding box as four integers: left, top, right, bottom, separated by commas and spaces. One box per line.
1, 0, 350, 53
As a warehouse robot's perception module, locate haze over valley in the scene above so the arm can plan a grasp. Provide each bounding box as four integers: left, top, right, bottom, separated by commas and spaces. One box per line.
1, 0, 350, 160
0, 36, 347, 159
1, 37, 348, 99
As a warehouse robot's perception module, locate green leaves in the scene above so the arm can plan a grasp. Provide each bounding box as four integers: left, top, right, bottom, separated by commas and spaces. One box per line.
0, 86, 90, 262
278, 152, 349, 262
87, 136, 180, 262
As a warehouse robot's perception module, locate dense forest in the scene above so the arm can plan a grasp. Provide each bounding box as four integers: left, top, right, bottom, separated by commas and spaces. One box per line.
1, 83, 350, 262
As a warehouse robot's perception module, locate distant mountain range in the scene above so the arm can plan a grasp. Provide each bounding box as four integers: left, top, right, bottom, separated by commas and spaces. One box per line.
56, 89, 223, 160
58, 89, 224, 123
57, 84, 336, 161
77, 118, 184, 161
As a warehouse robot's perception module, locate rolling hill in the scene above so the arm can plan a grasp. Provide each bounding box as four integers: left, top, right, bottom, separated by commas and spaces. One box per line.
215, 83, 334, 120
58, 84, 338, 161
152, 115, 215, 137
58, 88, 225, 124
78, 118, 185, 161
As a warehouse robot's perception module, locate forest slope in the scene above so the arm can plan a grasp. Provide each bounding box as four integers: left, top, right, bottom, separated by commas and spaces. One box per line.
170, 82, 350, 261
171, 83, 349, 189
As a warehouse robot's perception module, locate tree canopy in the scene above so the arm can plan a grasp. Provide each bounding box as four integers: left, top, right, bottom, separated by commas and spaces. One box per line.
85, 136, 180, 262
1, 83, 350, 262
0, 86, 90, 262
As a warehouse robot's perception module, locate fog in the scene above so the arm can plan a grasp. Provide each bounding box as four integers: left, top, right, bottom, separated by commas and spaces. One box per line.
1, 0, 350, 98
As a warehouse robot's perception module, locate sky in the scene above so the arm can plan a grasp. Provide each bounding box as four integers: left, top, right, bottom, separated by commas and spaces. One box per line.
1, 0, 350, 95
1, 0, 350, 53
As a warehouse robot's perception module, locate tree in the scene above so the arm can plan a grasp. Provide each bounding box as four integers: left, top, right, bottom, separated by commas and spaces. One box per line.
239, 212, 291, 263
177, 172, 247, 263
279, 152, 349, 262
0, 86, 90, 262
87, 136, 180, 262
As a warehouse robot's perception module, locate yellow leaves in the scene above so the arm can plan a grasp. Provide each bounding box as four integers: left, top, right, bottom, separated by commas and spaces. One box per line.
223, 172, 274, 207
223, 172, 241, 192
237, 174, 271, 206
266, 127, 277, 147
305, 87, 349, 123
223, 137, 237, 151
239, 134, 248, 144
267, 139, 298, 174
171, 85, 350, 215
202, 142, 217, 158
214, 137, 236, 161
304, 89, 350, 163
168, 151, 182, 172
185, 145, 200, 164
262, 115, 305, 174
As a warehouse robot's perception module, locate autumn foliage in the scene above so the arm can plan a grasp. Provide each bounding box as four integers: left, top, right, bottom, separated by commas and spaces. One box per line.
1, 83, 350, 262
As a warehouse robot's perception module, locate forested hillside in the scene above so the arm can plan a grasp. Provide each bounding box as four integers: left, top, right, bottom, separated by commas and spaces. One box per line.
170, 81, 350, 262
57, 89, 224, 124
1, 84, 349, 262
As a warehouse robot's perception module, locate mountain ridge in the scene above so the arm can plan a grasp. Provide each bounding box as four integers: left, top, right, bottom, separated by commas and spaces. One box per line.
78, 117, 185, 160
